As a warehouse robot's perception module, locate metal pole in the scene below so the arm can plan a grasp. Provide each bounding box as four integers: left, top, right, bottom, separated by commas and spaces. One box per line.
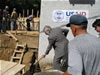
27, 9, 29, 17
32, 9, 34, 16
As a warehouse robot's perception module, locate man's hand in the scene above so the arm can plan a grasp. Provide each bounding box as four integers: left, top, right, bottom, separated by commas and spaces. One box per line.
62, 72, 69, 75
42, 54, 46, 58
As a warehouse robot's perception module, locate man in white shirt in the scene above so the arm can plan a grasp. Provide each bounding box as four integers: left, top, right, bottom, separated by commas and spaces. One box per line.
63, 14, 100, 75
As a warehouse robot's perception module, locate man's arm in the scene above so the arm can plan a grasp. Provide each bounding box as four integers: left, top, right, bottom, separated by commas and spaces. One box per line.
45, 37, 55, 55
61, 27, 69, 37
67, 43, 83, 75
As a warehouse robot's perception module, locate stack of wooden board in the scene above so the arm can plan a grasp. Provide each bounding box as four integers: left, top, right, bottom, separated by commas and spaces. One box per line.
0, 60, 25, 75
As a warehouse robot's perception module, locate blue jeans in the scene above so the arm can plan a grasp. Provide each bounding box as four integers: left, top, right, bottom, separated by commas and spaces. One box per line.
2, 22, 6, 32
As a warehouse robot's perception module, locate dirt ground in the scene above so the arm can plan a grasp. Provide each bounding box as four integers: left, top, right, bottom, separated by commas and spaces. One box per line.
0, 34, 16, 60
0, 32, 39, 74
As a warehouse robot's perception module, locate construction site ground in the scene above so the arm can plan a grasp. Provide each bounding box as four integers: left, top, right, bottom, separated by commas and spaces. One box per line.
0, 31, 39, 75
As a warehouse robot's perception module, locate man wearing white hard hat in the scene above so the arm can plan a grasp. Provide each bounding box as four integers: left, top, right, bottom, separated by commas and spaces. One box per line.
2, 5, 9, 33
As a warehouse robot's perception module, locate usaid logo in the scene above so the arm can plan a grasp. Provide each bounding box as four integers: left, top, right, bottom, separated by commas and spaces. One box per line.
53, 11, 64, 22
52, 10, 88, 22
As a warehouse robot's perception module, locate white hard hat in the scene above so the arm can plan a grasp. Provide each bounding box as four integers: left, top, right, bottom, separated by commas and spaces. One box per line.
5, 6, 9, 9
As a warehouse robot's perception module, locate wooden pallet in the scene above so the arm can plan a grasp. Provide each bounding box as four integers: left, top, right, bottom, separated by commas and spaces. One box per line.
10, 43, 26, 64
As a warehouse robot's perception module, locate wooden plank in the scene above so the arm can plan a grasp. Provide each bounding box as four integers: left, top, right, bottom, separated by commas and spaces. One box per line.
26, 31, 39, 35
1, 60, 16, 73
0, 60, 17, 74
7, 31, 18, 42
17, 44, 25, 47
7, 31, 39, 35
3, 64, 25, 75
18, 44, 26, 64
12, 57, 21, 59
7, 31, 27, 34
0, 60, 25, 75
19, 52, 24, 64
15, 50, 23, 53
10, 43, 18, 62
10, 51, 16, 62
34, 18, 40, 22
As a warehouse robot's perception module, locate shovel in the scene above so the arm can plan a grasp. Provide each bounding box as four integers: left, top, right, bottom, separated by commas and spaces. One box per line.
34, 56, 44, 65
30, 56, 44, 74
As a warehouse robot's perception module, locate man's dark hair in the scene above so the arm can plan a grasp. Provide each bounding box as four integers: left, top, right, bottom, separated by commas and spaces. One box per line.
92, 19, 100, 28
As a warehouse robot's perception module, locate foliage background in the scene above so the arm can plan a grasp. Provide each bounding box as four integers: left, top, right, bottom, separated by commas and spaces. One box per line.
0, 0, 41, 17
